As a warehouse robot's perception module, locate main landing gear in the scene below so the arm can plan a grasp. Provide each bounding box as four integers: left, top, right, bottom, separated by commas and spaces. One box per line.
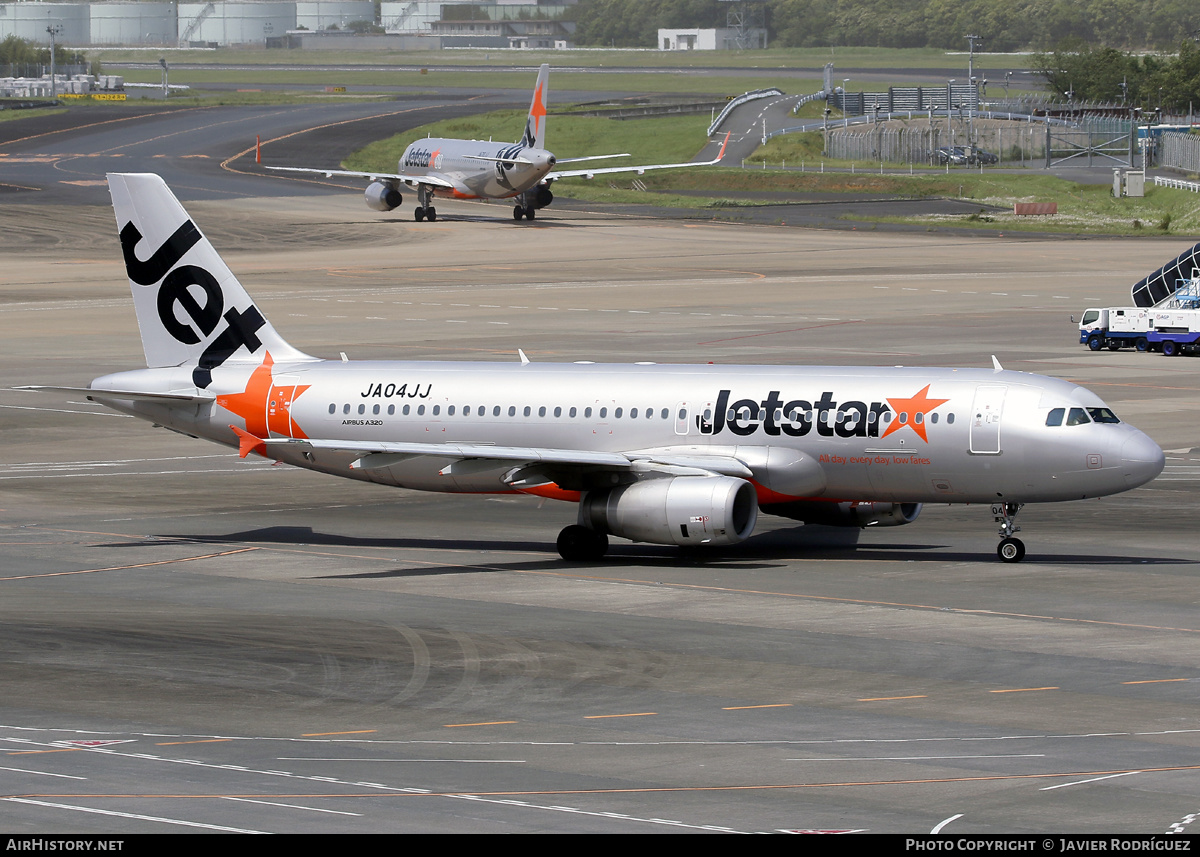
513, 204, 535, 221
414, 184, 436, 222
557, 525, 608, 561
993, 501, 1025, 563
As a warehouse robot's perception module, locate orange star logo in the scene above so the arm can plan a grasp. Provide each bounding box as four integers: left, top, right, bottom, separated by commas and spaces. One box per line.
528, 80, 546, 139
881, 384, 949, 443
217, 351, 311, 444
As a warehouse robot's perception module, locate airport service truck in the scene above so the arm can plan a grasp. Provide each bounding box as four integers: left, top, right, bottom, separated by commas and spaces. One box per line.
1078, 307, 1152, 351
1147, 308, 1200, 356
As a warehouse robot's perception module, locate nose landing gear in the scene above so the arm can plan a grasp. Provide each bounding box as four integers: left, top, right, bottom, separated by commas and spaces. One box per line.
993, 502, 1025, 562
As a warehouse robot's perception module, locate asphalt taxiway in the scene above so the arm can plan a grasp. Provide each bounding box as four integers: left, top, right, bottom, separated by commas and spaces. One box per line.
1, 108, 1200, 834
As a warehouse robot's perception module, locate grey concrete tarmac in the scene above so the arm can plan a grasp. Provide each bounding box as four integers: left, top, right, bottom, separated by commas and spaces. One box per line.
1, 194, 1199, 834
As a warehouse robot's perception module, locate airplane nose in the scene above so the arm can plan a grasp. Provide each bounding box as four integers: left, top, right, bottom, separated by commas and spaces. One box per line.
1121, 431, 1165, 489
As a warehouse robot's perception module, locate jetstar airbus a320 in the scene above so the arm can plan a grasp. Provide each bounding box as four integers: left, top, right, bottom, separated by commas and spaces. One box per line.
266, 64, 729, 222
23, 174, 1165, 563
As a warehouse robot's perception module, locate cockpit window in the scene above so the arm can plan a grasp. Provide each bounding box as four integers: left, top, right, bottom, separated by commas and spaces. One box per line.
1065, 407, 1091, 426
1087, 407, 1121, 424
1045, 407, 1064, 427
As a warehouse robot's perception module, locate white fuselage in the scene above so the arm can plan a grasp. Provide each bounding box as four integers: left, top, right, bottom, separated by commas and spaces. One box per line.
90, 359, 1165, 507
399, 138, 556, 200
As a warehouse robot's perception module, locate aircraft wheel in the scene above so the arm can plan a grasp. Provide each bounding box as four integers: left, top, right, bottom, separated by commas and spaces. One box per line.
513, 205, 525, 220
426, 207, 437, 222
1087, 335, 1103, 351
1107, 340, 1122, 351
557, 525, 608, 561
1136, 337, 1149, 352
997, 537, 1026, 563
414, 206, 425, 222
1163, 340, 1179, 357
526, 207, 536, 220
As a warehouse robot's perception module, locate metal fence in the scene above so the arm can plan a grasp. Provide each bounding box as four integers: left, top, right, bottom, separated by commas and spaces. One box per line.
1161, 132, 1200, 174
823, 117, 1135, 166
824, 122, 1051, 165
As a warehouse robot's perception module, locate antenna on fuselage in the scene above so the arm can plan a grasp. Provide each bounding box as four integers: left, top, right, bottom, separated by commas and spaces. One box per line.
991, 355, 1003, 372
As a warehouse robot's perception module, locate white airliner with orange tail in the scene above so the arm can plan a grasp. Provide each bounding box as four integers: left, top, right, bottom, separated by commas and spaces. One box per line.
266, 64, 730, 222
22, 174, 1165, 562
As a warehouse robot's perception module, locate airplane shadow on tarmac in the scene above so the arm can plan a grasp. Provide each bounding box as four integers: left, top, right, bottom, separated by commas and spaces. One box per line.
103, 524, 1198, 575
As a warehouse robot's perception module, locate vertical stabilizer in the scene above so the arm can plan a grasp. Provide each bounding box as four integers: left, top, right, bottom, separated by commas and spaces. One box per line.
521, 63, 549, 150
107, 173, 314, 388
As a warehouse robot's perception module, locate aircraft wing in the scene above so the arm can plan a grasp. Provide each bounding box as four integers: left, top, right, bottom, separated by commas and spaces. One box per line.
546, 133, 730, 181
233, 431, 754, 479
264, 166, 457, 189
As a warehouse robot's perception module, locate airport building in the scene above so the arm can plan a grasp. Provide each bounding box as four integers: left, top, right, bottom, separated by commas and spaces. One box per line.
658, 27, 766, 51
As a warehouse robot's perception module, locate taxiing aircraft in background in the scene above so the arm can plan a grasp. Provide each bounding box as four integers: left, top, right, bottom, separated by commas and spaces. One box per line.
267, 64, 730, 222
22, 174, 1164, 563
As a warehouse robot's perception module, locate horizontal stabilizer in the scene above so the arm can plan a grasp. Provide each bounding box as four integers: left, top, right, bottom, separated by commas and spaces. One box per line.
463, 154, 535, 166
16, 385, 215, 403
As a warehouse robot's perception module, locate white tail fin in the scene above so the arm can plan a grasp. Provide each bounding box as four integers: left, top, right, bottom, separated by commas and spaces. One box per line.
521, 63, 549, 150
107, 173, 313, 389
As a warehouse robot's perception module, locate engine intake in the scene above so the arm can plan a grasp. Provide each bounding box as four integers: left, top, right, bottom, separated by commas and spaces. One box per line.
580, 475, 758, 547
762, 500, 922, 528
365, 181, 403, 212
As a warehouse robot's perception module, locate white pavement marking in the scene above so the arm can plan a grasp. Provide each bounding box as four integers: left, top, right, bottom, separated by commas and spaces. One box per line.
1039, 771, 1142, 790
220, 796, 362, 816
3, 797, 270, 833
931, 813, 962, 833
0, 765, 86, 779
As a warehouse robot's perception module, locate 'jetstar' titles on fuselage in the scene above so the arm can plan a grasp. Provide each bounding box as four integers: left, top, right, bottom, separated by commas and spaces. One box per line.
402, 147, 442, 169
703, 389, 942, 439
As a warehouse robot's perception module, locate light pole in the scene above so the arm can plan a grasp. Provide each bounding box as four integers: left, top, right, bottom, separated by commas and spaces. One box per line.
965, 34, 981, 108
843, 78, 850, 126
159, 57, 168, 98
947, 79, 955, 142
46, 22, 62, 100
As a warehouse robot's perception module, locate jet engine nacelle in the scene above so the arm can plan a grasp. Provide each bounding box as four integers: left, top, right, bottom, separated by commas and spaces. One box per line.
764, 500, 922, 528
365, 181, 403, 212
579, 475, 758, 547
532, 185, 553, 209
